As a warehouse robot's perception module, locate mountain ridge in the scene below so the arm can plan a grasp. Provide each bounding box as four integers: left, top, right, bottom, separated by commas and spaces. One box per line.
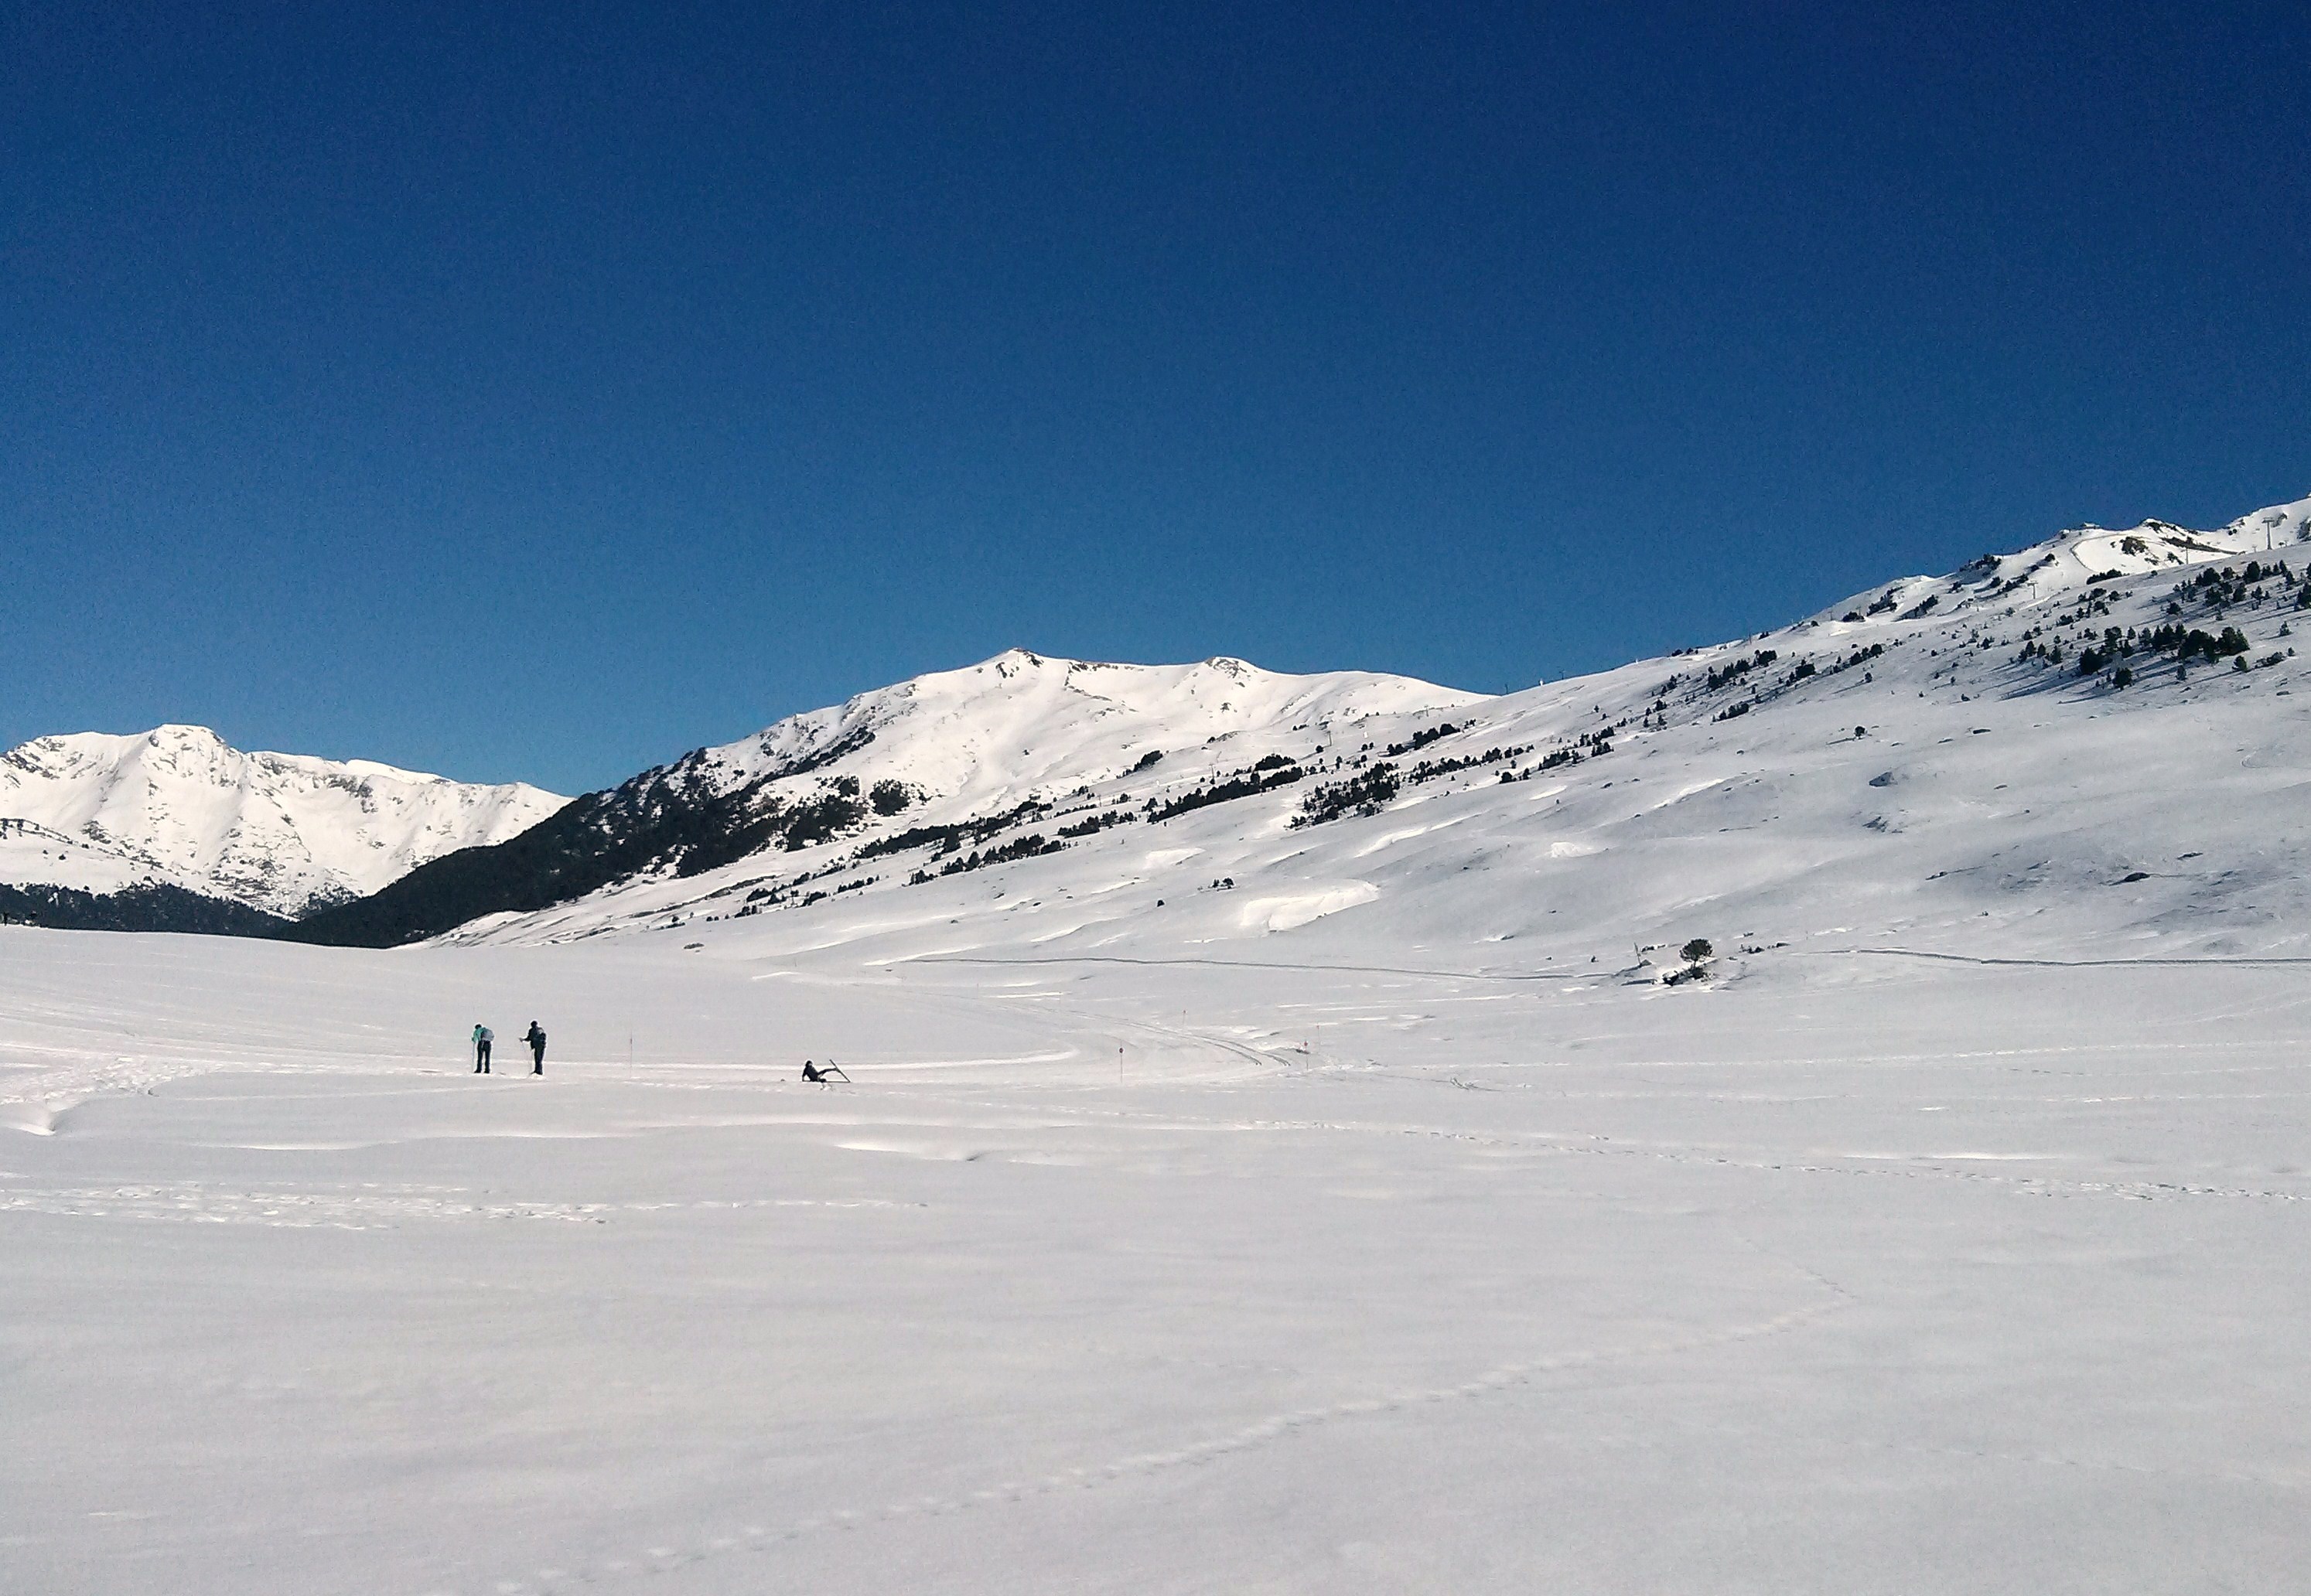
0, 725, 568, 922
24, 489, 2311, 952
324, 491, 2311, 965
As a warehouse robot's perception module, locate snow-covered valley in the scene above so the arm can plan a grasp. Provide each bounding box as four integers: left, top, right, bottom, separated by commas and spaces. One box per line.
5, 495, 2310, 1592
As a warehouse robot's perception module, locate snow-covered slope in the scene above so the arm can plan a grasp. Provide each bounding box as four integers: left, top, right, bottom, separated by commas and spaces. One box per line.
675, 649, 1477, 806
292, 652, 1480, 946
0, 726, 568, 918
351, 493, 2311, 970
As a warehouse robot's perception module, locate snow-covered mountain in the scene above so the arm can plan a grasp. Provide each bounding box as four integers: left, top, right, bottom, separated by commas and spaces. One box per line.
292, 653, 1478, 945
293, 490, 2311, 967
0, 726, 568, 921
288, 490, 2311, 966
659, 649, 1476, 806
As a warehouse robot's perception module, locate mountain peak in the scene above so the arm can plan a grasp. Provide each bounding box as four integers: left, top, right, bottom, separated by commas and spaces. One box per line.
1807, 492, 2311, 630
723, 650, 1480, 800
148, 723, 227, 745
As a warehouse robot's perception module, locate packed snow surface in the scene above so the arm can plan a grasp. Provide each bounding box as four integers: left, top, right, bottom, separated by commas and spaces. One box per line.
2, 928, 2306, 1593
0, 725, 567, 916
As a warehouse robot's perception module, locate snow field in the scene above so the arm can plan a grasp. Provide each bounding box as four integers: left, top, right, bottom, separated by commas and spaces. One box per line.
3, 929, 2307, 1592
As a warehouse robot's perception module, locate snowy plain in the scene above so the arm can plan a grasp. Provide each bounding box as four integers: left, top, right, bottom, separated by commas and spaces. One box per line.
4, 922, 2307, 1594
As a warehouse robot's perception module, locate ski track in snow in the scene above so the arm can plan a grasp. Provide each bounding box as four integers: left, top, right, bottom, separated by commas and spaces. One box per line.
908, 952, 1590, 983
0, 1183, 927, 1228
1831, 945, 2311, 969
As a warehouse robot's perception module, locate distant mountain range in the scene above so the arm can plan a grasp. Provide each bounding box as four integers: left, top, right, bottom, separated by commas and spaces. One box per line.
12, 492, 2311, 963
0, 727, 565, 929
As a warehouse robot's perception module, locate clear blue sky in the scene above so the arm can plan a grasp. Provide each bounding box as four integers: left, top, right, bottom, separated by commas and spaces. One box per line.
5, 2, 2306, 793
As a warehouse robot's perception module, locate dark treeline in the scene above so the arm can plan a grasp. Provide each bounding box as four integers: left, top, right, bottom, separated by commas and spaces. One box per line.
0, 881, 290, 936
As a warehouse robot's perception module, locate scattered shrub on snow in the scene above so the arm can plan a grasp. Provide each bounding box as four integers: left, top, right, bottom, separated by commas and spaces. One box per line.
1146, 761, 1304, 822
937, 832, 1063, 876
1058, 810, 1125, 838
1384, 722, 1461, 758
1293, 763, 1400, 827
1704, 651, 1777, 692
780, 790, 864, 850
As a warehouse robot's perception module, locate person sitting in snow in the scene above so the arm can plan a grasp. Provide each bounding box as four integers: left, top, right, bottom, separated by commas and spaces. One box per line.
801, 1059, 849, 1085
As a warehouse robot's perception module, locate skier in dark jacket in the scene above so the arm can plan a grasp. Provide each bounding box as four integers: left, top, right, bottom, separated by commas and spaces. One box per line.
523, 1021, 546, 1075
472, 1024, 493, 1073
